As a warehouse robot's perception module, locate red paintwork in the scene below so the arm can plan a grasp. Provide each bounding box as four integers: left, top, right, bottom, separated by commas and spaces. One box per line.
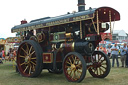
43, 53, 53, 63
100, 33, 112, 40
96, 7, 120, 22
21, 20, 27, 24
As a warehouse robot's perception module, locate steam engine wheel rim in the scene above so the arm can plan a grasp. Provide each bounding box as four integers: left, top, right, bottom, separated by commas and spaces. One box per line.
88, 51, 111, 78
17, 40, 43, 77
63, 52, 86, 82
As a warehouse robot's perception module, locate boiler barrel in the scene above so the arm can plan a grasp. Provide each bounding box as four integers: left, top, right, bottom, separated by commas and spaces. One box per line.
60, 41, 94, 55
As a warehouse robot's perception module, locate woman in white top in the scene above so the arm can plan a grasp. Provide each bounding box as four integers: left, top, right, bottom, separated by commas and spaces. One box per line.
107, 46, 111, 58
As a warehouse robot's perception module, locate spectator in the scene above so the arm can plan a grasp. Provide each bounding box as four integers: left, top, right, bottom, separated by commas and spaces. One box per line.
111, 43, 119, 67
99, 46, 103, 51
107, 46, 111, 58
13, 49, 16, 57
0, 50, 3, 64
8, 48, 13, 61
2, 49, 5, 60
126, 45, 128, 67
12, 49, 17, 61
102, 47, 107, 54
120, 43, 127, 67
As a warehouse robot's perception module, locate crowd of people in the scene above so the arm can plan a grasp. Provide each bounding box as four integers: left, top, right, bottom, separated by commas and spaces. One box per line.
97, 43, 128, 68
0, 49, 5, 64
111, 43, 128, 67
0, 48, 17, 64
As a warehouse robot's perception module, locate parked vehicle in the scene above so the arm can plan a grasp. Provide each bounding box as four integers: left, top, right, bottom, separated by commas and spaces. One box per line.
11, 0, 120, 82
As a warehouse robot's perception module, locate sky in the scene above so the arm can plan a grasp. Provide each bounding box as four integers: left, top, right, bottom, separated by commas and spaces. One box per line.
0, 0, 127, 38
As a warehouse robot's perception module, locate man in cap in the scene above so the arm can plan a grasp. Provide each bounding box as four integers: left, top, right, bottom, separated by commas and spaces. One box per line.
111, 43, 119, 67
120, 43, 127, 67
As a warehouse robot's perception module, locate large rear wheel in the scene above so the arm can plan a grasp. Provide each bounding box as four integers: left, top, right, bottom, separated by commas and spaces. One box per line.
63, 52, 86, 82
88, 51, 111, 78
17, 40, 43, 77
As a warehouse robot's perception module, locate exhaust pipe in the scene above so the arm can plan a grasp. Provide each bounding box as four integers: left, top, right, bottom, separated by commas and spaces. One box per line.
78, 0, 85, 12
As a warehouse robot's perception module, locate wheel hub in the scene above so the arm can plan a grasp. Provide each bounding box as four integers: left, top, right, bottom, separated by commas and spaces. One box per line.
93, 62, 101, 68
25, 55, 31, 63
71, 64, 76, 70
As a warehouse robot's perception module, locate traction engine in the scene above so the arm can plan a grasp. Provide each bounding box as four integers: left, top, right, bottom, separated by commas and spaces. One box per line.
11, 0, 120, 82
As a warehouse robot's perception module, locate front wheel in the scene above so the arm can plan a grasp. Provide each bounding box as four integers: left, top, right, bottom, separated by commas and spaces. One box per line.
63, 52, 86, 82
88, 51, 111, 78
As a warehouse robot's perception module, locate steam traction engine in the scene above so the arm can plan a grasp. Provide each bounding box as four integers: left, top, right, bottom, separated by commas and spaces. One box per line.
11, 0, 120, 82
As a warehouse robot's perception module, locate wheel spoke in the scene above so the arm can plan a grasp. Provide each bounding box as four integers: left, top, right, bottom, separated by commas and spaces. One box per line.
96, 68, 98, 75
66, 61, 72, 65
66, 66, 71, 68
76, 70, 82, 74
31, 61, 36, 65
100, 60, 105, 64
19, 55, 25, 58
29, 64, 32, 74
29, 46, 33, 55
76, 70, 82, 79
25, 43, 29, 54
95, 54, 98, 61
68, 58, 72, 64
31, 57, 36, 60
72, 70, 75, 79
99, 67, 105, 74
76, 63, 82, 68
73, 56, 76, 64
97, 54, 99, 61
94, 68, 97, 73
30, 51, 35, 56
21, 47, 28, 55
98, 55, 102, 62
93, 55, 96, 62
101, 63, 106, 65
99, 67, 102, 75
67, 69, 72, 73
24, 65, 29, 73
69, 70, 72, 76
32, 65, 35, 72
101, 65, 107, 69
73, 71, 77, 80
20, 62, 26, 66
71, 55, 74, 64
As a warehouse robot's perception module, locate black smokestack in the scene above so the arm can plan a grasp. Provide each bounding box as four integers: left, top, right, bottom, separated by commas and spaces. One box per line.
78, 0, 85, 12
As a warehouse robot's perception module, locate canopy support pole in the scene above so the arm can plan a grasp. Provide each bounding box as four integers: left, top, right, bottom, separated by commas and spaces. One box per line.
109, 11, 112, 35
80, 21, 83, 39
91, 19, 97, 32
96, 11, 99, 35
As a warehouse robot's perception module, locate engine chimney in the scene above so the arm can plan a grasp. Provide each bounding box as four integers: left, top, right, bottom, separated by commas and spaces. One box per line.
78, 0, 85, 12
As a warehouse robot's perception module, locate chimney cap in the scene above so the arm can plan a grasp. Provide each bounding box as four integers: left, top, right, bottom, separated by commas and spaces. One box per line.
21, 19, 27, 24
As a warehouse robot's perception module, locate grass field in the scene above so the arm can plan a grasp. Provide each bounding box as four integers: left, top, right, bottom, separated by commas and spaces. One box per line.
0, 60, 128, 85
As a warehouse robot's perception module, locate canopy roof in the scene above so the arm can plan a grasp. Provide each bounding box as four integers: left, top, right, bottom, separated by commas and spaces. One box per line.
11, 7, 120, 33
95, 7, 120, 22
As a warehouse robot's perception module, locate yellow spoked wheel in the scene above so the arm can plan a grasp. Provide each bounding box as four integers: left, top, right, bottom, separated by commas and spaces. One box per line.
17, 40, 43, 77
63, 52, 86, 82
88, 51, 111, 78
